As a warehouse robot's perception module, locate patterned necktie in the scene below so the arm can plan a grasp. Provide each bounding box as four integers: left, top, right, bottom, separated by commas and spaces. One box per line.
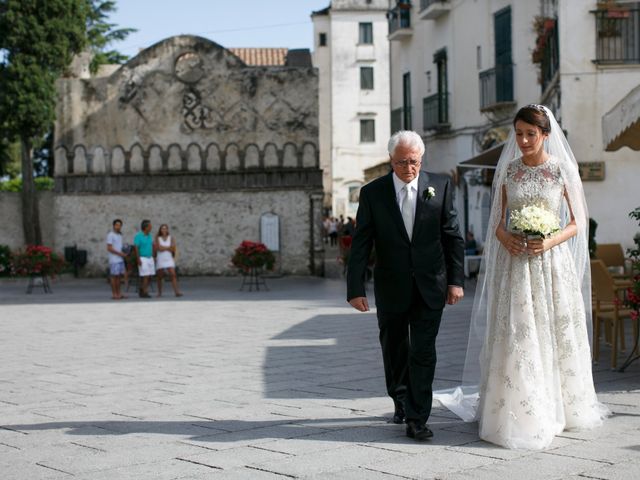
401, 184, 414, 240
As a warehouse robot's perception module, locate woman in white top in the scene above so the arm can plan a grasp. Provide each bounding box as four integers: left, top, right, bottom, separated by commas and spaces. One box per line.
154, 224, 183, 297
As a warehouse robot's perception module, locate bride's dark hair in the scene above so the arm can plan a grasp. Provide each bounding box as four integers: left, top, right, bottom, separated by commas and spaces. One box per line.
513, 104, 551, 134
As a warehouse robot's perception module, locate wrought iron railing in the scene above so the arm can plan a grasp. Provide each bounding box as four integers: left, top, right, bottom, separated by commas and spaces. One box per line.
420, 0, 448, 11
479, 64, 514, 110
388, 5, 411, 35
423, 92, 449, 130
593, 6, 640, 64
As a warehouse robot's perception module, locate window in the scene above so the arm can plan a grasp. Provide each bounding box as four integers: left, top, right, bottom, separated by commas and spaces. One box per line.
402, 72, 412, 130
359, 22, 373, 44
360, 66, 374, 89
360, 119, 375, 142
319, 32, 327, 47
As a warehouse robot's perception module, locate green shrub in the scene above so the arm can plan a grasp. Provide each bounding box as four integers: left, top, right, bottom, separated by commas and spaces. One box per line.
0, 177, 54, 192
0, 244, 12, 276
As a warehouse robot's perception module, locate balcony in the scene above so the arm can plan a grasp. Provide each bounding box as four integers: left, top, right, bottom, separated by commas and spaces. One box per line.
423, 92, 450, 131
388, 4, 412, 40
418, 0, 451, 21
479, 64, 515, 111
592, 6, 640, 64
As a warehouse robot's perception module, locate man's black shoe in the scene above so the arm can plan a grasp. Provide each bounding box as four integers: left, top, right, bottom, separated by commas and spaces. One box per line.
405, 421, 433, 440
392, 405, 405, 424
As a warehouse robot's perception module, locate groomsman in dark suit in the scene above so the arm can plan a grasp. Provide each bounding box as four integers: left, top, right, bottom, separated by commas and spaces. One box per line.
347, 131, 465, 440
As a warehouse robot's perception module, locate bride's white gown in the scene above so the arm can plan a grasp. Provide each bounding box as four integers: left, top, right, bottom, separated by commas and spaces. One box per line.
478, 157, 606, 449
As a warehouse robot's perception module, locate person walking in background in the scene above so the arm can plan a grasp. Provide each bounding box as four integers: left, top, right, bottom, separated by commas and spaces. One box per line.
347, 130, 465, 441
343, 216, 356, 237
106, 219, 127, 300
155, 224, 183, 297
133, 219, 155, 298
328, 217, 339, 246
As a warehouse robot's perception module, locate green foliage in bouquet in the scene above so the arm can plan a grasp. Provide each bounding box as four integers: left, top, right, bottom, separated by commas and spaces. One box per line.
11, 245, 67, 277
231, 241, 275, 273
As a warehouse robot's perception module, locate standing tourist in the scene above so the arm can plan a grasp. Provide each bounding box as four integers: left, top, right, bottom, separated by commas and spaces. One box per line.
133, 219, 155, 298
155, 224, 183, 297
106, 219, 127, 300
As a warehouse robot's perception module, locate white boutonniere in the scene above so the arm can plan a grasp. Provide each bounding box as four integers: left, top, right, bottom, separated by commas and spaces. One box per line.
423, 186, 436, 200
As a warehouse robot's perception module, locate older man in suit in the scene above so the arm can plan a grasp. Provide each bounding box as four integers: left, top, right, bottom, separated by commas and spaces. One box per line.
347, 130, 464, 440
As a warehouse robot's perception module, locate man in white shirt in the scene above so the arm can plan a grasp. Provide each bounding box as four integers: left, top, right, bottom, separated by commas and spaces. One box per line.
106, 219, 127, 299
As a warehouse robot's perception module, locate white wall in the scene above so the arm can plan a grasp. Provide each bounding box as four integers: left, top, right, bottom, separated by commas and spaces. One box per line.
559, 0, 640, 248
388, 0, 540, 239
312, 13, 332, 205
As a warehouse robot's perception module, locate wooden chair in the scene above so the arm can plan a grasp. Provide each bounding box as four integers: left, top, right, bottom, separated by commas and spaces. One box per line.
596, 243, 630, 279
590, 259, 637, 369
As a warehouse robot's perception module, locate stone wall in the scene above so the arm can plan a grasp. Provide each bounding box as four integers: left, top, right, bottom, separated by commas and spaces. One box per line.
0, 192, 55, 250
52, 35, 323, 276
54, 190, 319, 276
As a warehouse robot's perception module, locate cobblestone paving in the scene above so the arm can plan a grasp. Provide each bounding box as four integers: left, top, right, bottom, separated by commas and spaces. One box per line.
0, 273, 638, 479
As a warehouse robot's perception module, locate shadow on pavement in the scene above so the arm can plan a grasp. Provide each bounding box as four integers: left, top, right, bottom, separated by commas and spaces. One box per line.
1, 417, 414, 443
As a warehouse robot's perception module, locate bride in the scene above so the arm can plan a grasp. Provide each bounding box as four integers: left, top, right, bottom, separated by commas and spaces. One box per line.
436, 104, 608, 449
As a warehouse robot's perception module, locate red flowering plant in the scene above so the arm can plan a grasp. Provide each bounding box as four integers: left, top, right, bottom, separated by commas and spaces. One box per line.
625, 207, 640, 323
11, 245, 67, 278
231, 241, 275, 273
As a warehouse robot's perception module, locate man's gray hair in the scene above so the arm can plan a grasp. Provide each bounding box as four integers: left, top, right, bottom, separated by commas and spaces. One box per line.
388, 130, 425, 157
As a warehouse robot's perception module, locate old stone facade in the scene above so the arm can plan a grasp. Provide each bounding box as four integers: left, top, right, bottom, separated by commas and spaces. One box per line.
52, 35, 323, 276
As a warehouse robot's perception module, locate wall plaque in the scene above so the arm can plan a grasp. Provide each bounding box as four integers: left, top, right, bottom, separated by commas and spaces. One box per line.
578, 162, 605, 181
260, 213, 280, 252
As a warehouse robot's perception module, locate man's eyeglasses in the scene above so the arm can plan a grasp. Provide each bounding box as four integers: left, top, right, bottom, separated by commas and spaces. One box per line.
393, 159, 421, 167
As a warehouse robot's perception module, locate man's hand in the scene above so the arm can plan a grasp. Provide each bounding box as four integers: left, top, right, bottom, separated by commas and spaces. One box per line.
349, 296, 369, 312
446, 286, 464, 305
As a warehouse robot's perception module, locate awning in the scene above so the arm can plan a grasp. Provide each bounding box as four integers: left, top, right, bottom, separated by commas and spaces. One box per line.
603, 84, 640, 152
457, 143, 504, 170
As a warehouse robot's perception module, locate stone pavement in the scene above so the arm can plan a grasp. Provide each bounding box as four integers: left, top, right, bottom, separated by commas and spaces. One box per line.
0, 274, 638, 479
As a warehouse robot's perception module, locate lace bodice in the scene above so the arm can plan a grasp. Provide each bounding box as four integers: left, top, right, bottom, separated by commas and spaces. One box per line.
505, 156, 564, 216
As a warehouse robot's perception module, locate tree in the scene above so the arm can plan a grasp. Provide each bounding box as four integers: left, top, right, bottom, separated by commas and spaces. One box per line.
0, 0, 88, 245
1, 1, 136, 180
86, 0, 136, 74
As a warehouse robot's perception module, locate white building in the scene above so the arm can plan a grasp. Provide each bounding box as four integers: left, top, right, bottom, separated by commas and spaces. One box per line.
555, 0, 640, 246
387, 0, 640, 249
387, 0, 540, 245
312, 0, 391, 218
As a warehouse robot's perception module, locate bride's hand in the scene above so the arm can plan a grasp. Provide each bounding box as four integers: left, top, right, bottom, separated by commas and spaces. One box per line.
526, 237, 555, 256
497, 230, 527, 256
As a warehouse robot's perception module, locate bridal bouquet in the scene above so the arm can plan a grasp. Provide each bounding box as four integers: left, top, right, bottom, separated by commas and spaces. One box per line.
509, 204, 561, 238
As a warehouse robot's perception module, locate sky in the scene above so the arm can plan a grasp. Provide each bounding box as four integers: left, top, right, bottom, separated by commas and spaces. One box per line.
110, 0, 331, 58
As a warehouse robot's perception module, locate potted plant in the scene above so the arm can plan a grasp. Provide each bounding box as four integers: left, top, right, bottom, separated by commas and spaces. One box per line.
11, 245, 67, 293
532, 16, 556, 64
12, 245, 66, 278
231, 240, 275, 273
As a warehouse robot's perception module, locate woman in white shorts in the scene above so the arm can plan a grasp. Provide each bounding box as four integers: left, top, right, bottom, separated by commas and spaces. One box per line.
154, 224, 183, 297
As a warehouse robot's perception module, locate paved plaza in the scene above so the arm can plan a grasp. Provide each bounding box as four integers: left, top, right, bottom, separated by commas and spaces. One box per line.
0, 272, 639, 479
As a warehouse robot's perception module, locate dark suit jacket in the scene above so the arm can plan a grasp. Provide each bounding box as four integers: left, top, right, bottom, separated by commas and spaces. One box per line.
346, 171, 464, 312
